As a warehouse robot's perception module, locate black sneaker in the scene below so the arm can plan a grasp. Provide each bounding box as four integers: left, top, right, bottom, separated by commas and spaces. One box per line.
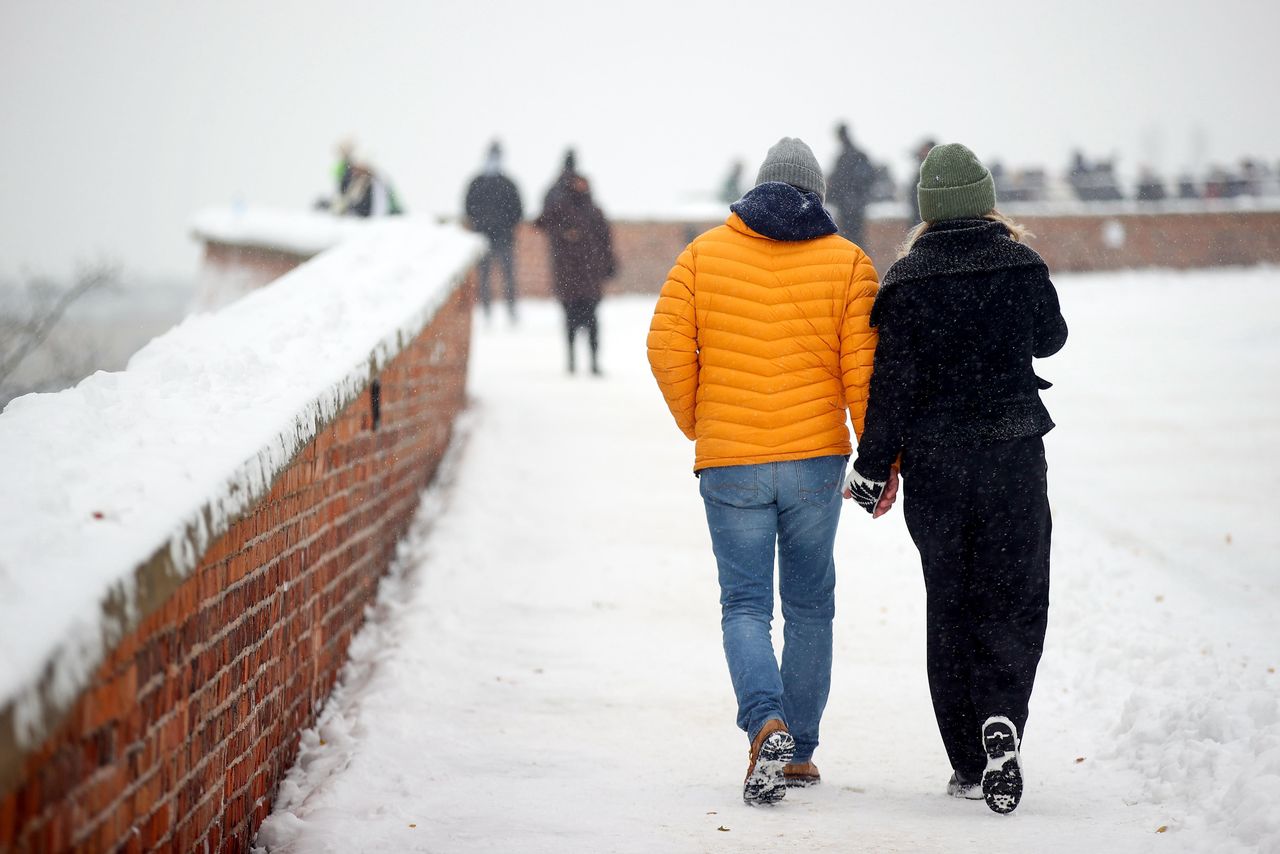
981, 716, 1023, 814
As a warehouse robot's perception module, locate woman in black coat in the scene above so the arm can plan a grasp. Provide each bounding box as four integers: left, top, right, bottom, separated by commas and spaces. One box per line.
845, 144, 1068, 815
536, 151, 616, 375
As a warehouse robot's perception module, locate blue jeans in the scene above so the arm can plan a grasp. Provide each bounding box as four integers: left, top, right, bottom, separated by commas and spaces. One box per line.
700, 455, 844, 763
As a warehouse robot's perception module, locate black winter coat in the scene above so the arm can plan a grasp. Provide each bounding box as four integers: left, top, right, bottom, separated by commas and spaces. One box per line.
853, 219, 1068, 481
536, 174, 615, 303
465, 173, 524, 244
827, 144, 875, 213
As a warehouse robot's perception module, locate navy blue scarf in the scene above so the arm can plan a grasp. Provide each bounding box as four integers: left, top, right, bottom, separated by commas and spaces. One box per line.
730, 182, 838, 241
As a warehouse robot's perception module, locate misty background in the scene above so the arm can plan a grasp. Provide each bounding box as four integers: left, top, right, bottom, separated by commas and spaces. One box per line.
2, 0, 1278, 281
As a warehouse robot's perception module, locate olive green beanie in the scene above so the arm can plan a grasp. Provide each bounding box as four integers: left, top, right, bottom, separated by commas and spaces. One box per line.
917, 143, 996, 222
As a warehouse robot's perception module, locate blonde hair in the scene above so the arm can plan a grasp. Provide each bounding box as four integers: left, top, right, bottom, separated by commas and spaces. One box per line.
897, 209, 1034, 259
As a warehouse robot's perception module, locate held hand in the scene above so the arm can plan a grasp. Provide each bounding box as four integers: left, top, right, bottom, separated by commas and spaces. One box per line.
871, 466, 900, 518
843, 464, 886, 514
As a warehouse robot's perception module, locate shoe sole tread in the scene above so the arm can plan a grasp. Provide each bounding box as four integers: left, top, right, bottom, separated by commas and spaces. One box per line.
743, 732, 795, 805
981, 718, 1023, 815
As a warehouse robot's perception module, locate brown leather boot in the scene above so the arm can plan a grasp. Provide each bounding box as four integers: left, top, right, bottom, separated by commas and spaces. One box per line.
783, 761, 821, 788
743, 719, 795, 805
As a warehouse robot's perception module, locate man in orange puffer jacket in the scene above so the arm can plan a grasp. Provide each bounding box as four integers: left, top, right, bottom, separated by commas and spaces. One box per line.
648, 137, 881, 804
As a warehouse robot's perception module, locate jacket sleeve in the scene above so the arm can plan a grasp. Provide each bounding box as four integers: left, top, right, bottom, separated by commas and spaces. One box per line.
463, 179, 479, 222
1032, 270, 1068, 358
853, 287, 916, 482
511, 180, 524, 224
839, 254, 880, 441
647, 248, 699, 440
595, 210, 617, 279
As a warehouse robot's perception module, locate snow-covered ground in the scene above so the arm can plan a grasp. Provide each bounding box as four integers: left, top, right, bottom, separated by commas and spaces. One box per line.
254, 267, 1280, 854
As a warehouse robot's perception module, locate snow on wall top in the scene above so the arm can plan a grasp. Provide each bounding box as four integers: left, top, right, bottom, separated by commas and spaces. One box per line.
0, 214, 485, 748
191, 207, 382, 257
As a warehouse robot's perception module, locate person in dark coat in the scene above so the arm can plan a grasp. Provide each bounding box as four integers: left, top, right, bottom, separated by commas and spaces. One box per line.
535, 150, 616, 375
826, 123, 876, 246
844, 143, 1068, 816
464, 141, 524, 320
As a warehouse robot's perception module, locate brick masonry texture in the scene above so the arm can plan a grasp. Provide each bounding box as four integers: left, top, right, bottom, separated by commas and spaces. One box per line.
500, 210, 1280, 299
0, 279, 474, 854
202, 243, 312, 293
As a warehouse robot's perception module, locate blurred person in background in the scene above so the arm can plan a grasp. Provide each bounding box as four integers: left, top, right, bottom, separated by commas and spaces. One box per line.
464, 140, 525, 321
648, 137, 880, 805
906, 137, 937, 223
536, 150, 615, 375
1177, 172, 1201, 199
827, 122, 876, 246
720, 160, 744, 204
327, 140, 404, 217
870, 162, 897, 203
847, 143, 1067, 816
1135, 167, 1168, 202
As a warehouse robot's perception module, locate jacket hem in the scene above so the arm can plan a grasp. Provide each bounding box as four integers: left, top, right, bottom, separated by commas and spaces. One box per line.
693, 445, 852, 474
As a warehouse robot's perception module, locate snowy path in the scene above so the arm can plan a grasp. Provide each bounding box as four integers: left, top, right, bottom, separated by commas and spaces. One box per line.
256, 269, 1280, 854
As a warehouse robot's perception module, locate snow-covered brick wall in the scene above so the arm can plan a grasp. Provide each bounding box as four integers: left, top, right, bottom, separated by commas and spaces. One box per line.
0, 218, 484, 851
190, 208, 380, 259
194, 209, 1280, 313
190, 208, 404, 312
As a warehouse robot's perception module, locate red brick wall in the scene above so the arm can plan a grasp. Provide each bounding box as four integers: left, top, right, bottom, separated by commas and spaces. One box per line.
201, 242, 312, 292
502, 209, 1280, 298
0, 280, 474, 853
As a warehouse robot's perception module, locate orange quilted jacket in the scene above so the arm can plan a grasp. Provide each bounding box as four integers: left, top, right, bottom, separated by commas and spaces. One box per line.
648, 212, 879, 471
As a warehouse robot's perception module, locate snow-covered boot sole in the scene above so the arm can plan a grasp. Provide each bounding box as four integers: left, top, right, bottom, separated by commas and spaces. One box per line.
981, 716, 1023, 814
743, 730, 795, 805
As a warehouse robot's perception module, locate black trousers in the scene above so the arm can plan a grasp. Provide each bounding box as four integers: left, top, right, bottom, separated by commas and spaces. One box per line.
562, 299, 600, 371
477, 239, 517, 313
901, 436, 1051, 778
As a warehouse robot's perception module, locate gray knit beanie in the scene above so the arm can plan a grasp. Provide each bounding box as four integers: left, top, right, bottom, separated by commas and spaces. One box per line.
917, 143, 997, 222
756, 137, 826, 201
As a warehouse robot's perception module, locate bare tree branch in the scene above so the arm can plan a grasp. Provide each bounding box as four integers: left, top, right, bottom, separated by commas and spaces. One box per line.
0, 263, 119, 386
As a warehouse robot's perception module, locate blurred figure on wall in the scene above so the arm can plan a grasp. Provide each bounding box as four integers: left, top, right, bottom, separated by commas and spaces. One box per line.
536, 150, 616, 376
1092, 160, 1124, 201
1135, 167, 1168, 202
1177, 173, 1201, 199
1203, 166, 1235, 199
826, 123, 876, 246
907, 137, 937, 223
1067, 150, 1091, 201
1068, 151, 1123, 202
990, 160, 1010, 198
325, 140, 405, 217
464, 140, 524, 321
720, 160, 745, 204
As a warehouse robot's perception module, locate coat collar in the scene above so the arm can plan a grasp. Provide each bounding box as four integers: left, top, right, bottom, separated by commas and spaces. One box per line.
882, 219, 1046, 288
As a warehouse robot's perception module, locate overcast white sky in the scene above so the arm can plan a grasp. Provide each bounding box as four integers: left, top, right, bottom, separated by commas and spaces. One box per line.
2, 0, 1277, 279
